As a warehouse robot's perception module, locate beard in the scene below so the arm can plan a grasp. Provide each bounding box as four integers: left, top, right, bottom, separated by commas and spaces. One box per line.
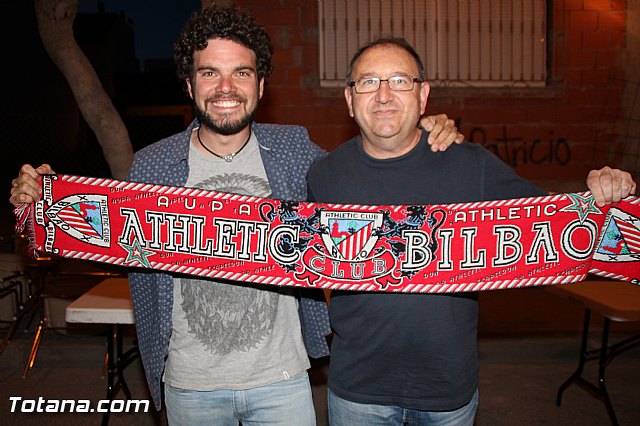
193, 95, 257, 136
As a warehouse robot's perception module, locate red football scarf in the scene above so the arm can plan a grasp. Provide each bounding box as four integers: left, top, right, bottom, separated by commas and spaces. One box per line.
14, 174, 640, 293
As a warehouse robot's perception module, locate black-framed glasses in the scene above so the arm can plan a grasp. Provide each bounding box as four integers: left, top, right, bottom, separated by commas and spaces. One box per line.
348, 76, 422, 93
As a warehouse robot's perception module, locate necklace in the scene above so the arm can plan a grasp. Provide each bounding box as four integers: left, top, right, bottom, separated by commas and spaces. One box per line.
196, 127, 251, 162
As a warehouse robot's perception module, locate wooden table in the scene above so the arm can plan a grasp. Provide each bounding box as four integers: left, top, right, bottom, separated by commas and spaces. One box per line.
66, 277, 138, 426
547, 280, 640, 426
66, 277, 135, 324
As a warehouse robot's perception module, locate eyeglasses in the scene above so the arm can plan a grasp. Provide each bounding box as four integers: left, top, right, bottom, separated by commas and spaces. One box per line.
348, 76, 422, 93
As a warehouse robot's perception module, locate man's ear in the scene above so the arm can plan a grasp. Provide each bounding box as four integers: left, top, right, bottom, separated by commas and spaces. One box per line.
344, 86, 354, 117
419, 81, 430, 116
258, 77, 265, 99
186, 79, 194, 100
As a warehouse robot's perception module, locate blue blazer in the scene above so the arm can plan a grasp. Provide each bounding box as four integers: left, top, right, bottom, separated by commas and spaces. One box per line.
127, 119, 331, 409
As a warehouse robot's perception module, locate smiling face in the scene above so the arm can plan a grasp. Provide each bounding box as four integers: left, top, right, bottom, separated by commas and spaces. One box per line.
345, 43, 430, 159
187, 38, 264, 136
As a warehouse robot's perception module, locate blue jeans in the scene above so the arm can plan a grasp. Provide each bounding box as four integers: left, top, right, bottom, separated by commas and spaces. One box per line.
164, 372, 316, 426
328, 388, 478, 426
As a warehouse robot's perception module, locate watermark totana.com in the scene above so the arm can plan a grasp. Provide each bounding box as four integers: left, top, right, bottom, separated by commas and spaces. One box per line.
9, 396, 150, 413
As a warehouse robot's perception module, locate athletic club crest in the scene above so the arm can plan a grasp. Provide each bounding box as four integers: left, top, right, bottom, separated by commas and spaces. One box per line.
291, 209, 398, 288
593, 207, 640, 263
44, 194, 111, 247
255, 202, 443, 290
319, 211, 383, 261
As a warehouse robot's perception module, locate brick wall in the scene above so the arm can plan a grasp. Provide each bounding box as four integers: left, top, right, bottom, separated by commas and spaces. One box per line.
236, 0, 631, 191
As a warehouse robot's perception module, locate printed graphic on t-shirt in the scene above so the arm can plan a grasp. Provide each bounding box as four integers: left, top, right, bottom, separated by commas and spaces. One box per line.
193, 173, 271, 198
180, 277, 278, 354
180, 172, 275, 355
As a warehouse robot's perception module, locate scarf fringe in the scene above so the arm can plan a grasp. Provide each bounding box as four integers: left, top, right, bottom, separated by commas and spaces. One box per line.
13, 203, 38, 258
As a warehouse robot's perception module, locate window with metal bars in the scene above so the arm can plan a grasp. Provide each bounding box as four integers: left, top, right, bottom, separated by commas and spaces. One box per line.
319, 0, 548, 88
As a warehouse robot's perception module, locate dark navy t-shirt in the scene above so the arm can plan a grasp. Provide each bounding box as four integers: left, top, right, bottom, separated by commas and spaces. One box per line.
307, 131, 545, 411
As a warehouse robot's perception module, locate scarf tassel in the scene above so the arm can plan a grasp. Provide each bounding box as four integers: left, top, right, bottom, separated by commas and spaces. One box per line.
13, 203, 39, 258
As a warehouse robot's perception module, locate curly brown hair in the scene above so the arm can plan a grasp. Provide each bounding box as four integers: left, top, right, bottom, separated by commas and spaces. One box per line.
174, 4, 274, 85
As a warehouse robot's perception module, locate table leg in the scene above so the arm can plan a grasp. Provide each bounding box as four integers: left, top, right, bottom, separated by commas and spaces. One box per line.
557, 308, 591, 405
556, 309, 621, 426
598, 318, 619, 425
102, 325, 116, 426
102, 324, 139, 425
0, 278, 23, 355
116, 325, 133, 400
22, 316, 46, 378
1, 275, 40, 357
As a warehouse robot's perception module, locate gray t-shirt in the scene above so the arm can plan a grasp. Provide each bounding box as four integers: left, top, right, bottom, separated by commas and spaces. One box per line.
163, 130, 310, 391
